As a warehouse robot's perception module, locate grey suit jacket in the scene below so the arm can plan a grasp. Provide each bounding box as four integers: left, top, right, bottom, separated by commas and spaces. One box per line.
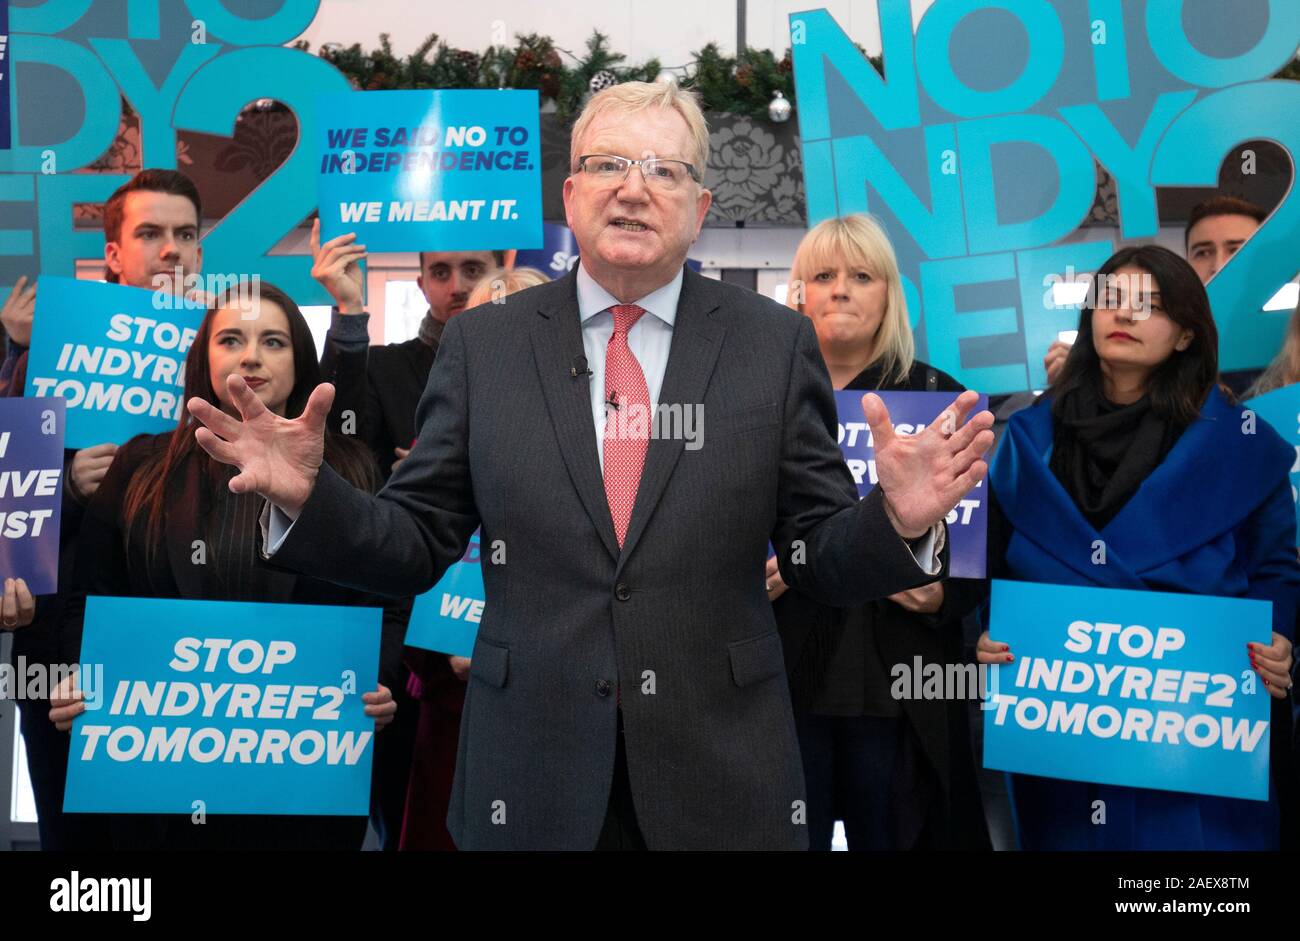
268, 264, 946, 849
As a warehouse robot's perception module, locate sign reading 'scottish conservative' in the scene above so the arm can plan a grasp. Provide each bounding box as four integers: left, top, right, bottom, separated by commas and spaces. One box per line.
833, 389, 988, 578
984, 580, 1272, 802
315, 89, 543, 252
64, 597, 382, 816
0, 397, 64, 594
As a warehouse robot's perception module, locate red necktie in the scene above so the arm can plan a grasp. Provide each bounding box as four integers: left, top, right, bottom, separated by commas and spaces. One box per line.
603, 304, 650, 547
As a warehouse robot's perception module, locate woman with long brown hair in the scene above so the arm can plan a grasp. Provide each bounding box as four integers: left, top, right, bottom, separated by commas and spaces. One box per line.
51, 283, 404, 850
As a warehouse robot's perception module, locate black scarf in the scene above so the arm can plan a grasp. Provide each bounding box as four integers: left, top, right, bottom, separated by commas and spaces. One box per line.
1048, 384, 1185, 532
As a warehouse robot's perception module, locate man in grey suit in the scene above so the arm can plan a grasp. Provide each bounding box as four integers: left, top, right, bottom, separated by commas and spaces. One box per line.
188, 81, 994, 850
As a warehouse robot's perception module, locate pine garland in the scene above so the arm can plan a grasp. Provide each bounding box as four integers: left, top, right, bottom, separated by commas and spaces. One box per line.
295, 30, 885, 122
297, 32, 1296, 120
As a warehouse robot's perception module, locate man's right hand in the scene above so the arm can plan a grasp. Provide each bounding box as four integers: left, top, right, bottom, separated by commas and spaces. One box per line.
69, 442, 119, 500
188, 375, 335, 519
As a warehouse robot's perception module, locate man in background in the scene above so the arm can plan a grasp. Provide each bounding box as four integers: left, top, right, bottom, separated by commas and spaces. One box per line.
311, 230, 501, 850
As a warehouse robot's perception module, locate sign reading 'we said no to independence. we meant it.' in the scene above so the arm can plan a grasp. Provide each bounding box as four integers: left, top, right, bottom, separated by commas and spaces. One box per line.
315, 88, 543, 253
791, 1, 1300, 393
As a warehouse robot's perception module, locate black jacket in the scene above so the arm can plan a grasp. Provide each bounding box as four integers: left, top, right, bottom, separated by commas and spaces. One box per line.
322, 328, 437, 485
773, 358, 990, 850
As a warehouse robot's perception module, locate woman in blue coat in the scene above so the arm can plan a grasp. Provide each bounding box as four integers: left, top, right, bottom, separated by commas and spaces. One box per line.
979, 245, 1299, 850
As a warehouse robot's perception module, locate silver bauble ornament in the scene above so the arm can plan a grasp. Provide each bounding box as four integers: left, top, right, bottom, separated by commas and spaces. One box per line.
768, 90, 792, 123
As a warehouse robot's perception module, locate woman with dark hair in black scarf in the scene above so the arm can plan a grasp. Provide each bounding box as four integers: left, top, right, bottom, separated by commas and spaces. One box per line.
979, 245, 1300, 850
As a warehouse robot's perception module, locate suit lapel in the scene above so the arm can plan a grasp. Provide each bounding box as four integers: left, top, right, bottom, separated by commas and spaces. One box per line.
531, 270, 621, 562
616, 268, 723, 572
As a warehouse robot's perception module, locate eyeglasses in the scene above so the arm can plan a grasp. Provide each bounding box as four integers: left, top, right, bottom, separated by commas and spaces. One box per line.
575, 153, 702, 189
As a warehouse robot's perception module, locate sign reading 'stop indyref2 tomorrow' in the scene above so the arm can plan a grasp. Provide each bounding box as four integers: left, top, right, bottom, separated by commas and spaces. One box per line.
791, 2, 1300, 393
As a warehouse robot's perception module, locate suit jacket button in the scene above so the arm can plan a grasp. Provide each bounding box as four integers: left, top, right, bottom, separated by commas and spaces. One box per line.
615, 583, 631, 601
595, 679, 612, 697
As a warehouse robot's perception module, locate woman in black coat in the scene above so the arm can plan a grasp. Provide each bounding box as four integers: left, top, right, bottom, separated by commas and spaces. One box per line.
51, 283, 405, 850
771, 214, 989, 850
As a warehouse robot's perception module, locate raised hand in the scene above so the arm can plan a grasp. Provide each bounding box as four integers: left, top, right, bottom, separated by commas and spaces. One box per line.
310, 218, 366, 314
1, 275, 36, 347
863, 389, 994, 539
187, 374, 334, 518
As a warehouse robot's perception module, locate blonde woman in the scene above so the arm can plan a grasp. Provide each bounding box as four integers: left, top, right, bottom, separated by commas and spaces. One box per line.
464, 266, 550, 308
769, 213, 988, 850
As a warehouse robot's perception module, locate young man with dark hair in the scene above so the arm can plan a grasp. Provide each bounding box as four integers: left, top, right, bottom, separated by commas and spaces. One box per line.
101, 169, 203, 287
1184, 195, 1266, 284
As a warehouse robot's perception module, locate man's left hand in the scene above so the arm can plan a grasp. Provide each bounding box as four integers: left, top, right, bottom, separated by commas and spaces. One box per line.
862, 390, 994, 539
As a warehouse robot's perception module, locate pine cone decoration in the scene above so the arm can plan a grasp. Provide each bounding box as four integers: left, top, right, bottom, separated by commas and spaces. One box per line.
735, 63, 753, 87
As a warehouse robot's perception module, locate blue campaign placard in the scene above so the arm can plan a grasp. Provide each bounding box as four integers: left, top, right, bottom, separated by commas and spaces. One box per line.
64, 597, 382, 816
315, 89, 543, 252
0, 397, 64, 594
833, 390, 988, 577
27, 277, 205, 449
983, 580, 1272, 802
404, 532, 483, 659
1245, 383, 1300, 544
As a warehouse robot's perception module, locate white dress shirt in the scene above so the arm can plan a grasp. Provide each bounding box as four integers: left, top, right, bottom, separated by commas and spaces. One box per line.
576, 261, 679, 467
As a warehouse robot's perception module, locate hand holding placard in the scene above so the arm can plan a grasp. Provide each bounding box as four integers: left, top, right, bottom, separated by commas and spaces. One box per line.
68, 442, 119, 501
362, 684, 397, 730
50, 670, 84, 731
1248, 634, 1294, 697
310, 218, 366, 315
0, 578, 35, 629
1, 276, 36, 347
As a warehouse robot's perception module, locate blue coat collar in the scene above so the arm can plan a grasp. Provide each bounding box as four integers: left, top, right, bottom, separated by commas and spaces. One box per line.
991, 387, 1292, 583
